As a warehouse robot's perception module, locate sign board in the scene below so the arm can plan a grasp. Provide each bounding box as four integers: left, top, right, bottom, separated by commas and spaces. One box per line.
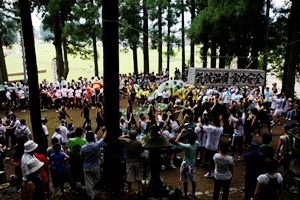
187, 68, 266, 86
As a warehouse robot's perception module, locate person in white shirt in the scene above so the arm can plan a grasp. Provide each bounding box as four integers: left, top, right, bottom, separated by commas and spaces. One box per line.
61, 85, 68, 104
5, 114, 20, 150
59, 119, 69, 145
229, 110, 246, 161
6, 90, 12, 108
0, 119, 6, 146
17, 88, 26, 112
60, 77, 67, 87
203, 116, 224, 178
75, 87, 82, 109
41, 118, 49, 147
54, 87, 62, 111
222, 88, 231, 105
194, 121, 207, 166
67, 87, 75, 109
90, 87, 96, 109
170, 115, 180, 139
15, 119, 32, 140
161, 87, 170, 104
52, 127, 63, 144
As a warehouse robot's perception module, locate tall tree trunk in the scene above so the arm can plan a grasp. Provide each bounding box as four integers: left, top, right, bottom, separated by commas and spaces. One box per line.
181, 0, 185, 72
251, 29, 259, 69
202, 35, 208, 68
62, 38, 69, 79
53, 14, 64, 81
102, 0, 122, 193
166, 0, 171, 73
18, 0, 44, 152
132, 44, 138, 74
158, 6, 163, 74
211, 39, 216, 68
143, 0, 149, 74
190, 0, 195, 67
285, 0, 300, 98
219, 38, 226, 68
91, 0, 99, 77
237, 32, 247, 69
92, 30, 99, 77
263, 0, 270, 85
282, 0, 295, 93
0, 39, 8, 82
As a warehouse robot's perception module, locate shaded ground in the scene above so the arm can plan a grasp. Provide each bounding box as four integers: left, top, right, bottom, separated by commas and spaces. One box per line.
0, 98, 299, 199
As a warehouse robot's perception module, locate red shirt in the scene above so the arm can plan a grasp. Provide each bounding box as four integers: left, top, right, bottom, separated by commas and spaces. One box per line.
34, 153, 49, 183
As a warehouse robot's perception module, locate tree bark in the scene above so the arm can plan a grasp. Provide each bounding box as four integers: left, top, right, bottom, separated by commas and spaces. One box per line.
0, 39, 8, 83
262, 0, 270, 84
143, 0, 149, 74
219, 38, 226, 68
132, 44, 138, 74
62, 38, 69, 79
18, 0, 45, 153
158, 6, 163, 75
92, 30, 99, 77
210, 39, 216, 68
53, 13, 64, 81
190, 0, 195, 67
102, 0, 122, 192
285, 0, 300, 98
202, 35, 208, 68
181, 0, 185, 73
166, 0, 171, 73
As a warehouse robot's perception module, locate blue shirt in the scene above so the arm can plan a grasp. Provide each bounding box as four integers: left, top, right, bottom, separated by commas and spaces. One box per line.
49, 152, 68, 173
80, 139, 104, 169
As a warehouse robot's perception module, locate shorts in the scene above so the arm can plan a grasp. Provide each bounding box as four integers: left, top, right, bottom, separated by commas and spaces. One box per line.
274, 108, 283, 117
204, 148, 217, 164
180, 161, 196, 182
126, 162, 143, 182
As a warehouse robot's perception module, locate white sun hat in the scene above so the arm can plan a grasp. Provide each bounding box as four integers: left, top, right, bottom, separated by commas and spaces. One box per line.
27, 158, 44, 174
24, 140, 38, 153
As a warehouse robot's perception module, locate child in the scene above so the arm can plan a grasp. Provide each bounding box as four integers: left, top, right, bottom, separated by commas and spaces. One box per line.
49, 143, 75, 196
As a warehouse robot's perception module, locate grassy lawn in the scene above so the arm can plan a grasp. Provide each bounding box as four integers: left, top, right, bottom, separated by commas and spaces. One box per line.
5, 43, 203, 82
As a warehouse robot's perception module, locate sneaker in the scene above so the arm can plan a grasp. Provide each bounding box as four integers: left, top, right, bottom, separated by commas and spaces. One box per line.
170, 165, 176, 169
204, 172, 213, 178
91, 107, 96, 109
7, 147, 10, 151
238, 156, 242, 161
161, 165, 166, 170
278, 122, 281, 125
55, 110, 59, 112
288, 118, 291, 120
21, 110, 26, 112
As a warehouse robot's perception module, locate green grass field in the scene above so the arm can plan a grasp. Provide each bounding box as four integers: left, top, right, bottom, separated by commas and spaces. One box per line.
5, 43, 203, 82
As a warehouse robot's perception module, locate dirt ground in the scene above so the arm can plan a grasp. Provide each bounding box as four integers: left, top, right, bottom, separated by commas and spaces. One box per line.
0, 97, 298, 199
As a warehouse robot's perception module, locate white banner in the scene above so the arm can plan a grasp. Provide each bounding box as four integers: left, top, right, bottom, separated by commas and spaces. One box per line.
52, 58, 57, 84
188, 68, 266, 86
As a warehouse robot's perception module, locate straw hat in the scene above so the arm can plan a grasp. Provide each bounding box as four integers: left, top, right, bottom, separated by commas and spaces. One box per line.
24, 140, 38, 153
27, 158, 44, 174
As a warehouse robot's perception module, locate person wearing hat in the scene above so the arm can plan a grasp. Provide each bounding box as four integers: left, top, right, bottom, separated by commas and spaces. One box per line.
244, 142, 266, 200
21, 140, 38, 198
25, 158, 45, 200
276, 123, 296, 171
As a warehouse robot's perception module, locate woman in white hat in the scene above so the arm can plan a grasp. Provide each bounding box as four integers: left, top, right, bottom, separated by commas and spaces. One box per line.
25, 158, 45, 200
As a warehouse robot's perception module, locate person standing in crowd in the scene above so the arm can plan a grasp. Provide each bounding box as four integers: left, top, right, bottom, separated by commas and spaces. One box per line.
213, 143, 234, 200
58, 103, 73, 122
126, 100, 136, 129
49, 143, 75, 196
25, 158, 45, 200
41, 118, 49, 147
95, 102, 104, 135
118, 129, 144, 196
276, 123, 296, 171
244, 142, 266, 200
17, 87, 26, 112
21, 141, 38, 198
254, 158, 283, 200
11, 136, 28, 192
0, 119, 6, 146
194, 119, 207, 166
80, 127, 107, 200
230, 110, 246, 161
15, 119, 32, 140
259, 134, 275, 159
5, 114, 20, 150
81, 98, 91, 127
46, 138, 61, 193
175, 129, 199, 198
34, 148, 50, 197
203, 116, 223, 178
66, 127, 86, 188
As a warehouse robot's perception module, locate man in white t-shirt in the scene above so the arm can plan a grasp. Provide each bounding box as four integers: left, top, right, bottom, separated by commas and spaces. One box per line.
59, 119, 69, 145
203, 117, 223, 178
15, 119, 32, 140
195, 122, 207, 166
5, 114, 20, 150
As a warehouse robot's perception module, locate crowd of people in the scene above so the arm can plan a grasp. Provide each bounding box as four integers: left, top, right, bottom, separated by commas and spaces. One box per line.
0, 70, 298, 200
